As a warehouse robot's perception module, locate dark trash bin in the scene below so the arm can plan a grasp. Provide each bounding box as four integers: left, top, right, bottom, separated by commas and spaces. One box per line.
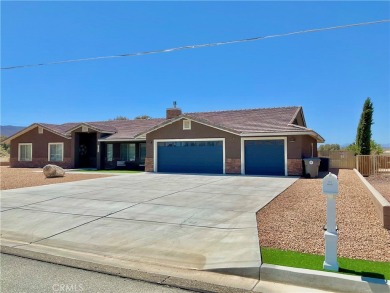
319, 157, 329, 172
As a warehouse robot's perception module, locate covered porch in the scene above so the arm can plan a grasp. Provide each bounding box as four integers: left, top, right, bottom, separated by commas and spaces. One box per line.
99, 141, 146, 170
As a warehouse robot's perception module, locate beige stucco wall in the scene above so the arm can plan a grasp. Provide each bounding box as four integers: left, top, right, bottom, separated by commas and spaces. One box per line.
146, 119, 241, 160
287, 135, 318, 159
145, 118, 318, 175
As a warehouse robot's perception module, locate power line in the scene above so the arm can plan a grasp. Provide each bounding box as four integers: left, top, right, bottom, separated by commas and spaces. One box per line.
2, 19, 389, 70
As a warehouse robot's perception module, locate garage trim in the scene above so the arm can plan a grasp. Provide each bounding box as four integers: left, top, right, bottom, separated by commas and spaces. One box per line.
240, 137, 287, 176
153, 138, 226, 174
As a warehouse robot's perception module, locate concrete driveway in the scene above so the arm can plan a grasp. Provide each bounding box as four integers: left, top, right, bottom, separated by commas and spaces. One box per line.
1, 173, 297, 279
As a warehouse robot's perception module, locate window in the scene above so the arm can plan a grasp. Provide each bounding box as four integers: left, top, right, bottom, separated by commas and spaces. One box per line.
120, 143, 136, 161
139, 143, 146, 163
48, 143, 64, 162
107, 144, 113, 162
183, 120, 191, 130
18, 143, 32, 161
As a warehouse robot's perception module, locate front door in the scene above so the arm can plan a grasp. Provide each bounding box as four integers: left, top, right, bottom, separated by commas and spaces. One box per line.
77, 133, 97, 168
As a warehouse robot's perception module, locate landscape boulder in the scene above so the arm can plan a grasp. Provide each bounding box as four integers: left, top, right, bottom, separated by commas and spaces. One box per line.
43, 164, 65, 178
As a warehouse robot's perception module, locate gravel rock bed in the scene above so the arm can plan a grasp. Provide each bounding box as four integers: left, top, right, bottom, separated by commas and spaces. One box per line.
366, 173, 390, 203
257, 169, 390, 262
0, 167, 112, 190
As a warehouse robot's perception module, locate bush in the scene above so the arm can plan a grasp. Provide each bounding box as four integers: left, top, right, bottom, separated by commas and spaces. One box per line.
318, 144, 341, 152
0, 144, 9, 157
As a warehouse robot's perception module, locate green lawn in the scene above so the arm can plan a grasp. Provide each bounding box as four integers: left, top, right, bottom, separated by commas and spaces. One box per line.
74, 169, 142, 174
262, 247, 390, 280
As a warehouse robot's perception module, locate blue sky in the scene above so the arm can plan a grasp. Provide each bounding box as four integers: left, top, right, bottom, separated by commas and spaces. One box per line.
1, 1, 389, 145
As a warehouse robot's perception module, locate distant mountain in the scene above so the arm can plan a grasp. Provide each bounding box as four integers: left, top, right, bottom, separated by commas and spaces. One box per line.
0, 125, 26, 137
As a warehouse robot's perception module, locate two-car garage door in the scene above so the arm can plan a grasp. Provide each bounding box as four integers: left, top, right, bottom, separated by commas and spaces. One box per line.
157, 140, 223, 174
155, 139, 285, 175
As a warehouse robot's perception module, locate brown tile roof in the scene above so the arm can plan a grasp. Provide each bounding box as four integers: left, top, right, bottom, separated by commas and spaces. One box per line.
8, 106, 322, 143
185, 106, 305, 134
40, 123, 80, 135
39, 119, 165, 140
93, 119, 165, 140
137, 106, 317, 137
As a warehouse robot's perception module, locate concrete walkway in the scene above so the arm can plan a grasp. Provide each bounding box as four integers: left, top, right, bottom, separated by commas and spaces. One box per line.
1, 173, 297, 279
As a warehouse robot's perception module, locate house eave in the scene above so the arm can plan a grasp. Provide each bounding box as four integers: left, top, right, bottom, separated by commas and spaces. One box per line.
65, 123, 116, 135
240, 131, 325, 142
98, 138, 146, 142
134, 115, 240, 138
3, 123, 71, 144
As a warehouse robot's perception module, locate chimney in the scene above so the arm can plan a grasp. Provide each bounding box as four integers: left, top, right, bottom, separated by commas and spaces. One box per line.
166, 101, 182, 119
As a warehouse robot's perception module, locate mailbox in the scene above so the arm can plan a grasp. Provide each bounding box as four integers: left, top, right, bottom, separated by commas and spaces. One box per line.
322, 172, 339, 272
322, 172, 338, 195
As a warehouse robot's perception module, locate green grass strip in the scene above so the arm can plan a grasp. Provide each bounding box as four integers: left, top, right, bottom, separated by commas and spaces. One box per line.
261, 247, 390, 280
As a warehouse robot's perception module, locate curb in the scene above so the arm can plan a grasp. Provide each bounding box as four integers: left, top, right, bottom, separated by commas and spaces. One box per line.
3, 241, 390, 293
0, 243, 256, 293
260, 264, 390, 293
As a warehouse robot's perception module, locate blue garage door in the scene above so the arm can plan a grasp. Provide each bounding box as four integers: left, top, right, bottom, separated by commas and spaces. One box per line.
157, 141, 223, 174
245, 140, 285, 175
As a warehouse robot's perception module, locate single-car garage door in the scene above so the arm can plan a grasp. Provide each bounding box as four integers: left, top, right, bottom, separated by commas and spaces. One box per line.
244, 139, 285, 175
157, 140, 223, 174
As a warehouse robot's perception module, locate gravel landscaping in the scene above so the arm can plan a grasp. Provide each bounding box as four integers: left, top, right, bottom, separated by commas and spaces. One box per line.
3, 166, 388, 263
257, 169, 390, 263
366, 173, 390, 203
0, 167, 112, 190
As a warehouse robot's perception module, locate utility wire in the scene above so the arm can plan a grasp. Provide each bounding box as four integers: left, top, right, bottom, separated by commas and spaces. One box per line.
2, 19, 389, 70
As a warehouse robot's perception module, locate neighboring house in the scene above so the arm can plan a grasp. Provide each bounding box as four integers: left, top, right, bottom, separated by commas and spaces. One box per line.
5, 106, 324, 176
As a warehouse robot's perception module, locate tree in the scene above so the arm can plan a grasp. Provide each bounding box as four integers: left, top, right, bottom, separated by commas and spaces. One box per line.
318, 144, 341, 152
347, 140, 383, 155
0, 139, 10, 157
355, 97, 373, 155
0, 135, 10, 154
345, 143, 359, 155
110, 116, 129, 120
370, 140, 383, 155
135, 115, 152, 120
0, 144, 9, 157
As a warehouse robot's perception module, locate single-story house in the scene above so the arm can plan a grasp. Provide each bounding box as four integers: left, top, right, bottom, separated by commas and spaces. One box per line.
5, 105, 324, 176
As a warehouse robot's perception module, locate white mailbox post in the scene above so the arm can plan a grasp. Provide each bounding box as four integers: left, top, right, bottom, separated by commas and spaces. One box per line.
322, 172, 339, 271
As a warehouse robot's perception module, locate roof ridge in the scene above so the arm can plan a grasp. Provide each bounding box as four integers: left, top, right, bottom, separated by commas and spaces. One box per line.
289, 106, 303, 125
185, 106, 300, 115
39, 118, 165, 127
39, 122, 61, 126
86, 118, 165, 124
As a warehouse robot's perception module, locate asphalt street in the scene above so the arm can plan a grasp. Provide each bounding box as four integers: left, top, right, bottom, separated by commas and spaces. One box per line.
0, 254, 195, 293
